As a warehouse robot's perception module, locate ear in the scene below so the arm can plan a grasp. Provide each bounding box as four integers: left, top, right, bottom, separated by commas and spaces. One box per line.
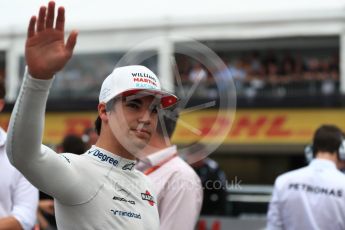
98, 103, 108, 123
0, 99, 5, 112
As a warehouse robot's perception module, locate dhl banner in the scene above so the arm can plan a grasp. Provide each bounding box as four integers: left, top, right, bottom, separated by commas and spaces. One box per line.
173, 109, 345, 144
0, 109, 344, 145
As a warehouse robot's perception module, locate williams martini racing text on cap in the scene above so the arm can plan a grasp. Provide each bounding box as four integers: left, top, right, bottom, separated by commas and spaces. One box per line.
99, 65, 178, 108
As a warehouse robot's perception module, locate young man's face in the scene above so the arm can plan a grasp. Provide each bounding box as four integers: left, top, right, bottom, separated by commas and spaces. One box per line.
107, 94, 159, 155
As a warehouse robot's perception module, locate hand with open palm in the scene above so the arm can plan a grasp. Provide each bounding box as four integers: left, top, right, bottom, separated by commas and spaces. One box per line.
25, 1, 78, 79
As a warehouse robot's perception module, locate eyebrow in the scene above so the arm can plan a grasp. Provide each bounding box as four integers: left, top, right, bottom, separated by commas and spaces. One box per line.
124, 94, 161, 109
124, 98, 143, 105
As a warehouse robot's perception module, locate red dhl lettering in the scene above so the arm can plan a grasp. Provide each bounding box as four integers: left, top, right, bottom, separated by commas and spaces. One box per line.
199, 116, 232, 137
266, 116, 291, 137
230, 116, 267, 136
193, 115, 292, 138
229, 115, 291, 137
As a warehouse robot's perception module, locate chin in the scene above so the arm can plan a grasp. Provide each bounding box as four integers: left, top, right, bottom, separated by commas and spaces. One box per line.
135, 139, 149, 150
124, 132, 150, 155
126, 137, 146, 153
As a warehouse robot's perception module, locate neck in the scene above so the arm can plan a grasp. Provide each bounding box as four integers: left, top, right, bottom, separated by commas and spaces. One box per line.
315, 151, 337, 164
142, 135, 171, 157
95, 136, 136, 160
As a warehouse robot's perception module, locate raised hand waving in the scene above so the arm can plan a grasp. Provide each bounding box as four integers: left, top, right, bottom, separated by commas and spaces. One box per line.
25, 1, 78, 79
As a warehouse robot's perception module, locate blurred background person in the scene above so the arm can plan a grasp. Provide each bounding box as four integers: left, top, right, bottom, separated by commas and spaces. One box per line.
59, 134, 87, 155
267, 125, 345, 230
37, 199, 55, 230
186, 143, 228, 216
137, 108, 203, 230
0, 79, 39, 230
82, 127, 99, 150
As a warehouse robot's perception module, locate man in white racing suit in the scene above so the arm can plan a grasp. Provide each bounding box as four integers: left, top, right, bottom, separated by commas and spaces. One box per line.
6, 1, 178, 230
267, 125, 345, 230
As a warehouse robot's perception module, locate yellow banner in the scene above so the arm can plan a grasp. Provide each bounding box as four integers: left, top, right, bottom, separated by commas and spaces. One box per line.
0, 112, 98, 145
0, 109, 343, 145
174, 109, 344, 144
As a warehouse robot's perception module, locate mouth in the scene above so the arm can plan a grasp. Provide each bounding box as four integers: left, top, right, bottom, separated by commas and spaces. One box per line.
131, 129, 151, 139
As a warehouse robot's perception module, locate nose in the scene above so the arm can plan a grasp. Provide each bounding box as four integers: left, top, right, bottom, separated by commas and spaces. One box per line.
138, 109, 154, 124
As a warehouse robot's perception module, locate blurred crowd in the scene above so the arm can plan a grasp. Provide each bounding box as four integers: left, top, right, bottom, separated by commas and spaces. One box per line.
4, 50, 341, 101
176, 52, 339, 98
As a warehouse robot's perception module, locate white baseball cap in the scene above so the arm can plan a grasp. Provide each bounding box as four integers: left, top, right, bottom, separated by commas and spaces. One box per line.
99, 65, 179, 108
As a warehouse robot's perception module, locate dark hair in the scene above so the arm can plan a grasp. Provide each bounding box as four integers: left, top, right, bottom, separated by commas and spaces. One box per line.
156, 107, 179, 138
0, 79, 5, 99
313, 125, 343, 155
95, 116, 101, 136
95, 99, 116, 135
62, 134, 86, 155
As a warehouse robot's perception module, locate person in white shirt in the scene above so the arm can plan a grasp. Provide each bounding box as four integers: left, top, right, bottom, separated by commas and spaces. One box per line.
0, 79, 38, 230
267, 124, 345, 230
6, 1, 178, 229
137, 108, 203, 230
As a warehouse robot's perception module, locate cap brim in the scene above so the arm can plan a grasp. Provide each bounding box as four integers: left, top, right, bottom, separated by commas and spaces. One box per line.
121, 89, 179, 109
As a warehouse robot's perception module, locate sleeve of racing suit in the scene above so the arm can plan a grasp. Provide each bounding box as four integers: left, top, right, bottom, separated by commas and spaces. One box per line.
267, 178, 284, 230
6, 68, 89, 204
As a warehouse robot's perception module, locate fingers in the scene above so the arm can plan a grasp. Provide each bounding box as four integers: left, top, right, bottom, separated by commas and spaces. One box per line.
66, 30, 78, 53
37, 2, 62, 32
27, 16, 37, 38
55, 6, 65, 31
33, 2, 66, 34
45, 1, 55, 29
37, 6, 46, 32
